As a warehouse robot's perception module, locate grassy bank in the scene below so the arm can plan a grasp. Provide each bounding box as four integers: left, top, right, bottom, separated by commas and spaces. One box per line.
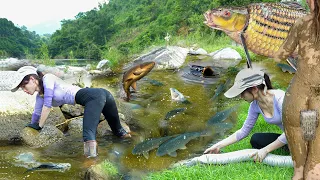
146, 100, 293, 180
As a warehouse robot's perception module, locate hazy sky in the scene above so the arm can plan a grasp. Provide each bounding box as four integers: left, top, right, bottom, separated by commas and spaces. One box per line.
0, 0, 106, 34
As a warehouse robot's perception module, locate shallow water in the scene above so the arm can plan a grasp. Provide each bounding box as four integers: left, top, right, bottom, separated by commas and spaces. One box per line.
0, 57, 293, 179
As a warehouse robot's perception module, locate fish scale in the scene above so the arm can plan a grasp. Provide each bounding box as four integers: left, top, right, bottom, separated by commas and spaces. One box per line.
244, 3, 306, 57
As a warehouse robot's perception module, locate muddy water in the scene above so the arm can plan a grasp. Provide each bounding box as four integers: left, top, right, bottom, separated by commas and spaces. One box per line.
0, 58, 293, 179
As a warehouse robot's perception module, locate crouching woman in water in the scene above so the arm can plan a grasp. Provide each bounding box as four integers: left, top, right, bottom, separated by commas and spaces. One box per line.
11, 66, 131, 158
204, 68, 289, 162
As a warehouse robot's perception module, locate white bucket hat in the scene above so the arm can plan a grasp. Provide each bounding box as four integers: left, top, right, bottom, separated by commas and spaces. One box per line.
224, 68, 266, 98
10, 66, 38, 92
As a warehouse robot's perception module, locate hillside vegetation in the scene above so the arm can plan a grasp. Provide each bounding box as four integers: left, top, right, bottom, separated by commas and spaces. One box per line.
2, 0, 291, 64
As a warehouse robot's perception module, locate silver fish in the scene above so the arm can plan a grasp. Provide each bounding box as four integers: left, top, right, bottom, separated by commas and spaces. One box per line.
169, 88, 191, 104
132, 136, 173, 159
156, 131, 207, 157
211, 78, 231, 101
207, 105, 239, 126
24, 163, 71, 173
164, 107, 186, 120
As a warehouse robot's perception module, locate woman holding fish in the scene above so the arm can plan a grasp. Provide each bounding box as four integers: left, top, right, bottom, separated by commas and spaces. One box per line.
204, 68, 288, 164
274, 0, 320, 179
10, 66, 130, 158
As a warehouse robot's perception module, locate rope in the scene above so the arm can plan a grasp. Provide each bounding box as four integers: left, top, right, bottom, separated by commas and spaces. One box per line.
55, 116, 83, 127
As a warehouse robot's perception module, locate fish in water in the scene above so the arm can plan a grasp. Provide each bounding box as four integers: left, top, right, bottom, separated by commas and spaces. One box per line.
24, 163, 71, 173
169, 88, 191, 104
144, 77, 164, 86
164, 107, 186, 120
277, 63, 296, 74
156, 131, 208, 157
159, 107, 187, 136
207, 105, 239, 126
211, 78, 231, 101
132, 136, 173, 159
122, 61, 155, 101
204, 2, 306, 69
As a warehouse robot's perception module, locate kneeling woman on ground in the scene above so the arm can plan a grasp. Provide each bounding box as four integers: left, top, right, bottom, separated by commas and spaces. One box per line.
204, 68, 288, 162
11, 66, 131, 158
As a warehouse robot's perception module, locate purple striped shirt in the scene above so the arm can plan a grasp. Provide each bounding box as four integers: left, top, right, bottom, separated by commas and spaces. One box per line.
235, 89, 287, 144
31, 74, 81, 123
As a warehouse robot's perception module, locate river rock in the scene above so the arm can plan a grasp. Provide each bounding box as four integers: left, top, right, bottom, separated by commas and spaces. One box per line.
0, 91, 35, 142
0, 58, 31, 70
46, 107, 68, 131
125, 46, 188, 70
21, 125, 64, 148
67, 117, 83, 136
188, 48, 208, 55
209, 47, 242, 61
96, 59, 110, 70
84, 161, 117, 180
37, 64, 92, 88
60, 104, 84, 118
96, 119, 130, 137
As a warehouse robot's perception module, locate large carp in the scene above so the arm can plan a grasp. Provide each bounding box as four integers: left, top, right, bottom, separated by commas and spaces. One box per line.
122, 61, 155, 101
204, 2, 307, 60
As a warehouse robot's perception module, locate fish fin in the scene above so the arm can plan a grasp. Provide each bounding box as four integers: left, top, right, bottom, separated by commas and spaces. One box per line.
131, 82, 137, 90
125, 78, 133, 82
286, 57, 297, 71
180, 145, 187, 150
142, 152, 149, 159
133, 70, 143, 75
168, 151, 177, 157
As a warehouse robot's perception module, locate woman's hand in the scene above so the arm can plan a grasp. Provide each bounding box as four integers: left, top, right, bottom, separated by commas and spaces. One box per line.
204, 144, 221, 154
250, 148, 268, 162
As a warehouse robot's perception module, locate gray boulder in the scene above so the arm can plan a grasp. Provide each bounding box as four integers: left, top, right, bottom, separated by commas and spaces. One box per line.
21, 125, 64, 148
0, 58, 31, 70
209, 47, 242, 60
96, 60, 110, 70
126, 46, 188, 70
188, 48, 208, 55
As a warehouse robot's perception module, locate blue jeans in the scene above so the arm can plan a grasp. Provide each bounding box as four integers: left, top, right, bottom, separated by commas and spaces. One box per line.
75, 88, 127, 141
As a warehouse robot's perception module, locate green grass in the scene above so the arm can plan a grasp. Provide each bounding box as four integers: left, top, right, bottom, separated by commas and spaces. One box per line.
101, 160, 118, 176
145, 100, 293, 180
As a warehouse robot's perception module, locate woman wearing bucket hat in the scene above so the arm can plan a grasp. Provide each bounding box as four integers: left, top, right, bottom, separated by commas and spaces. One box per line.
204, 68, 288, 162
11, 66, 131, 158
273, 0, 320, 179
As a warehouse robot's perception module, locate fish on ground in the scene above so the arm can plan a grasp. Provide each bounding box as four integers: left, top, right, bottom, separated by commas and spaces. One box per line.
132, 136, 174, 159
211, 78, 231, 101
276, 63, 296, 74
169, 88, 191, 104
156, 131, 209, 157
207, 105, 239, 126
204, 2, 306, 69
24, 163, 71, 173
122, 61, 155, 101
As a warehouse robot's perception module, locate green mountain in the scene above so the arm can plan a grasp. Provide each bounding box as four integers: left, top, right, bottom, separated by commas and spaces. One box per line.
0, 18, 46, 58
48, 0, 281, 62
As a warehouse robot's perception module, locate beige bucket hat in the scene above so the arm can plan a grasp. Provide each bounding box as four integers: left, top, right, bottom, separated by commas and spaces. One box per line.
10, 66, 38, 92
224, 68, 266, 98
